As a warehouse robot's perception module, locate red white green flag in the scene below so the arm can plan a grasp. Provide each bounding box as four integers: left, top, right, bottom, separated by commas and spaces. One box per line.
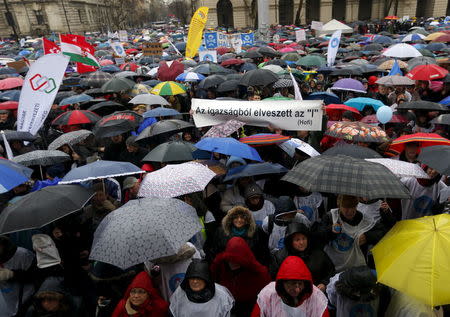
59, 34, 99, 67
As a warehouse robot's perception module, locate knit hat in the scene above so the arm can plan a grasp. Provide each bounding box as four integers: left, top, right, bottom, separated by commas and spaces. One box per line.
337, 195, 359, 208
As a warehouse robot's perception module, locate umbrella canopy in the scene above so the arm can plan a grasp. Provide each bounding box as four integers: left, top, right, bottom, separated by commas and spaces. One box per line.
195, 137, 262, 161
378, 59, 408, 70
331, 78, 366, 93
151, 81, 186, 96
375, 75, 415, 86
88, 101, 126, 116
93, 111, 142, 138
202, 120, 245, 138
59, 94, 93, 106
0, 158, 32, 193
0, 101, 18, 110
239, 69, 279, 87
406, 56, 437, 71
417, 145, 450, 175
0, 130, 36, 142
402, 33, 426, 42
281, 155, 410, 199
90, 198, 202, 269
175, 72, 205, 82
0, 90, 20, 101
344, 97, 385, 111
295, 55, 326, 67
51, 110, 101, 126
143, 107, 180, 118
0, 77, 23, 90
223, 162, 288, 182
431, 114, 450, 125
217, 80, 240, 92
372, 214, 450, 306
396, 100, 447, 112
48, 129, 93, 151
306, 92, 341, 105
192, 63, 229, 75
59, 160, 144, 184
382, 43, 422, 58
12, 150, 70, 166
322, 144, 382, 158
239, 133, 290, 146
142, 141, 196, 162
324, 104, 362, 121
136, 119, 194, 142
129, 94, 170, 106
388, 133, 450, 156
138, 162, 216, 198
198, 75, 226, 89
366, 158, 429, 178
0, 185, 94, 234
326, 121, 389, 143
101, 77, 135, 93
406, 64, 449, 80
80, 71, 113, 88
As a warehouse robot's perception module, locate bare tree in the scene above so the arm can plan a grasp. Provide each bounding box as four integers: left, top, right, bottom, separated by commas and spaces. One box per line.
168, 0, 190, 24
294, 0, 304, 25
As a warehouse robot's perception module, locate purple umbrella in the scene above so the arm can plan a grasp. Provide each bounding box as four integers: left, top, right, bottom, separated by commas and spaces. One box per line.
331, 78, 366, 93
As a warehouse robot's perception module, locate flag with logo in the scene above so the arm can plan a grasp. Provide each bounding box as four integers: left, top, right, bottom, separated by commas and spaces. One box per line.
241, 33, 254, 46
204, 32, 218, 49
17, 54, 70, 135
110, 42, 126, 57
185, 7, 209, 58
60, 34, 100, 67
43, 38, 61, 55
327, 30, 342, 67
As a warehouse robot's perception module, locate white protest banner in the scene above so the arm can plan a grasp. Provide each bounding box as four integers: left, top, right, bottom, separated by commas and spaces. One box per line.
110, 42, 126, 57
295, 29, 306, 42
114, 57, 125, 65
199, 50, 217, 62
118, 30, 128, 42
327, 29, 342, 67
311, 21, 323, 30
17, 54, 69, 135
191, 98, 323, 131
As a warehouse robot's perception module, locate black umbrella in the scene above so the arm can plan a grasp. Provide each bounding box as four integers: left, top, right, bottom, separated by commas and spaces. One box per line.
443, 74, 450, 83
322, 144, 382, 159
258, 46, 281, 57
136, 119, 194, 143
0, 130, 36, 142
54, 91, 76, 104
217, 79, 240, 92
239, 69, 279, 87
93, 111, 142, 138
266, 59, 287, 67
83, 88, 105, 96
88, 101, 126, 116
101, 77, 135, 93
143, 141, 196, 162
226, 73, 243, 81
0, 185, 94, 234
417, 145, 450, 175
12, 150, 70, 166
224, 162, 288, 182
397, 101, 448, 112
330, 68, 363, 76
364, 43, 383, 51
80, 71, 113, 88
243, 50, 263, 59
198, 75, 226, 89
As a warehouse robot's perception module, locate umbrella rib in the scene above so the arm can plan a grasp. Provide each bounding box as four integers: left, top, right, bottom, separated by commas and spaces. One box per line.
59, 170, 145, 184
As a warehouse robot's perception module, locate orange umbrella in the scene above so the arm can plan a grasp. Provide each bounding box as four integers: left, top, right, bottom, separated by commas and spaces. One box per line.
387, 133, 450, 156
384, 15, 399, 20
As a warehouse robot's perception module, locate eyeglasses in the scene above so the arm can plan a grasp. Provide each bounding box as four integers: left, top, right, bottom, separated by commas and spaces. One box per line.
130, 289, 147, 295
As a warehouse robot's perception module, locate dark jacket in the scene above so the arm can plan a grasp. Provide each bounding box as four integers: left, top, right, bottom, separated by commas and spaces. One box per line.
103, 141, 126, 161
118, 148, 147, 167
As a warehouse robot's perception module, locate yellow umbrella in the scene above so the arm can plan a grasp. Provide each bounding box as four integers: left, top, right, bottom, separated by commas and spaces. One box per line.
424, 32, 446, 41
372, 214, 450, 307
151, 81, 186, 96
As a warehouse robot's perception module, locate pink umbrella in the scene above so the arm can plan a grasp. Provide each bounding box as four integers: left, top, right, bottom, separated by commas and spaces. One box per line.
99, 60, 114, 66
279, 47, 295, 53
0, 77, 23, 90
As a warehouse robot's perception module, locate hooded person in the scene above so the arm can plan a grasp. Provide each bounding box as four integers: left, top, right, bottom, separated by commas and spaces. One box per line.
251, 256, 329, 317
244, 183, 276, 227
270, 223, 335, 292
211, 237, 271, 316
220, 176, 253, 213
169, 259, 234, 317
119, 136, 148, 167
112, 271, 169, 317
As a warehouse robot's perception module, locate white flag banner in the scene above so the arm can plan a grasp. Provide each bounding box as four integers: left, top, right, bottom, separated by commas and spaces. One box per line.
289, 71, 302, 100
327, 30, 342, 67
110, 42, 126, 57
192, 98, 323, 131
1, 131, 13, 159
17, 54, 69, 135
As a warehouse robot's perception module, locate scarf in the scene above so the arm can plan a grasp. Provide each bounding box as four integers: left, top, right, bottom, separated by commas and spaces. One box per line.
185, 286, 215, 304
231, 226, 248, 237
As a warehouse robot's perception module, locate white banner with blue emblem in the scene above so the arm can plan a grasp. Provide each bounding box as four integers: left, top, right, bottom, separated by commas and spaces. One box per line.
327, 30, 342, 67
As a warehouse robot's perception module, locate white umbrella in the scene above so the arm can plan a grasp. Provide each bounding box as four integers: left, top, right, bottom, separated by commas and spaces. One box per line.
365, 158, 429, 178
129, 94, 170, 106
147, 67, 159, 77
382, 43, 422, 58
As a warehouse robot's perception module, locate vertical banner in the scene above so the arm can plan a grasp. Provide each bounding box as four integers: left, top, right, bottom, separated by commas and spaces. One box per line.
185, 7, 209, 58
17, 54, 70, 135
204, 32, 218, 49
327, 30, 342, 67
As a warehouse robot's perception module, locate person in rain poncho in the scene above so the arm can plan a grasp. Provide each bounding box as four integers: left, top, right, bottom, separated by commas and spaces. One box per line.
112, 271, 168, 317
169, 259, 234, 317
319, 195, 386, 272
293, 186, 324, 223
243, 183, 276, 227
211, 237, 271, 316
251, 256, 329, 317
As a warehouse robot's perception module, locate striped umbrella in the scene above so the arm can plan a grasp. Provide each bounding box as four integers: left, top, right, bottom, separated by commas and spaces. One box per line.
51, 110, 101, 126
387, 133, 450, 156
151, 81, 186, 96
240, 133, 290, 147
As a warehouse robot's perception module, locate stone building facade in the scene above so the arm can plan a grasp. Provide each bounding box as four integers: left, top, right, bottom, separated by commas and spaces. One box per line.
200, 0, 450, 29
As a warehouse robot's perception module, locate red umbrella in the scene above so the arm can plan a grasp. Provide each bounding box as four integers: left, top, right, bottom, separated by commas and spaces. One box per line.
0, 101, 18, 110
99, 59, 114, 66
0, 78, 23, 90
157, 60, 184, 82
361, 114, 408, 124
216, 46, 232, 55
325, 104, 362, 121
432, 34, 450, 43
384, 15, 399, 20
318, 41, 330, 47
406, 64, 449, 80
240, 133, 290, 147
221, 58, 245, 66
125, 48, 139, 55
120, 63, 139, 72
51, 110, 101, 126
387, 133, 450, 156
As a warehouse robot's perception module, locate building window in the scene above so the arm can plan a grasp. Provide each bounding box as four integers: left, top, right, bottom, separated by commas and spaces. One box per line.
34, 10, 45, 25
78, 9, 83, 23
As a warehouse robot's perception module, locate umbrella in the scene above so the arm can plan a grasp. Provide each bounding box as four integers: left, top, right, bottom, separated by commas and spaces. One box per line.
80, 71, 113, 88
281, 155, 411, 199
240, 63, 258, 72
175, 72, 205, 82
364, 43, 383, 51
322, 144, 382, 158
330, 68, 363, 76
0, 158, 32, 193
417, 145, 450, 175
138, 162, 216, 198
239, 133, 290, 146
192, 63, 229, 75
432, 34, 450, 43
306, 92, 341, 105
59, 160, 144, 184
431, 114, 450, 125
324, 104, 362, 121
12, 150, 70, 166
375, 76, 415, 86
361, 114, 408, 124
101, 77, 135, 93
48, 129, 93, 151
331, 78, 366, 93
136, 119, 193, 142
198, 75, 226, 89
0, 101, 18, 110
262, 65, 284, 74
195, 137, 262, 161
382, 43, 422, 58
396, 100, 447, 111
388, 133, 450, 156
221, 58, 245, 66
406, 56, 437, 71
366, 158, 429, 178
402, 33, 426, 42
295, 55, 326, 67
344, 97, 385, 111
151, 81, 186, 96
0, 185, 94, 234
115, 71, 138, 79
243, 50, 263, 59
223, 162, 288, 182
59, 94, 93, 106
0, 90, 20, 101
406, 64, 449, 80
0, 77, 23, 90
239, 69, 279, 87
426, 43, 447, 51
93, 111, 142, 138
217, 80, 240, 92
88, 101, 126, 115
378, 59, 408, 70
326, 121, 389, 143
51, 110, 101, 126
0, 130, 36, 142
142, 141, 196, 162
372, 214, 450, 306
143, 107, 180, 118
202, 120, 245, 139
129, 94, 170, 106
90, 198, 202, 269
273, 78, 294, 88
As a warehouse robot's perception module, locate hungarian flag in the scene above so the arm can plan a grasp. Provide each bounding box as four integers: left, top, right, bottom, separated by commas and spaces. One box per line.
43, 38, 61, 55
76, 62, 96, 74
60, 34, 100, 67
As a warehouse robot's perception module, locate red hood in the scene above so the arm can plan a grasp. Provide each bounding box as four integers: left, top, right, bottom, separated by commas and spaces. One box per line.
276, 256, 312, 282
124, 271, 157, 298
213, 237, 266, 271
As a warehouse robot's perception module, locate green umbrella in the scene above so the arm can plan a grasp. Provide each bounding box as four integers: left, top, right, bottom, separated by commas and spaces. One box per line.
296, 55, 326, 67
101, 77, 135, 93
418, 49, 435, 57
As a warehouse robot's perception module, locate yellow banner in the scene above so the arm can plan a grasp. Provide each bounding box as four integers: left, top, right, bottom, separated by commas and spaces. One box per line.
185, 7, 209, 59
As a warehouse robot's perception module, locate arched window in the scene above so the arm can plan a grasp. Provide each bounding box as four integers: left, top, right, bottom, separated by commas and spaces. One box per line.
305, 0, 320, 23
332, 0, 346, 21
358, 0, 372, 21
217, 0, 234, 28
279, 0, 293, 25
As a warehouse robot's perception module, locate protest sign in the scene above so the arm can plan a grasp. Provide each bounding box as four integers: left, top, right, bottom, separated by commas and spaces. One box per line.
295, 29, 306, 42
118, 30, 128, 41
204, 32, 218, 49
241, 33, 254, 46
199, 50, 217, 62
17, 54, 69, 135
191, 98, 323, 131
114, 57, 125, 65
110, 42, 126, 57
143, 42, 163, 56
311, 21, 323, 30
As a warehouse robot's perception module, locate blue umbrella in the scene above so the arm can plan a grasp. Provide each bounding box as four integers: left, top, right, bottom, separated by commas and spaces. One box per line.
439, 96, 450, 106
174, 42, 186, 52
344, 97, 385, 111
175, 72, 205, 82
59, 160, 145, 184
306, 92, 341, 105
100, 65, 121, 73
18, 50, 31, 56
0, 159, 33, 193
195, 137, 263, 162
240, 63, 257, 72
141, 79, 161, 87
373, 35, 393, 44
0, 90, 20, 101
59, 93, 93, 106
143, 107, 180, 118
426, 43, 447, 51
224, 162, 288, 181
0, 67, 19, 75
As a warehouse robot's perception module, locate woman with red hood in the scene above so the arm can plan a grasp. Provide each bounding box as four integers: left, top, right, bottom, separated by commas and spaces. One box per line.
112, 271, 169, 317
251, 256, 329, 317
211, 237, 271, 316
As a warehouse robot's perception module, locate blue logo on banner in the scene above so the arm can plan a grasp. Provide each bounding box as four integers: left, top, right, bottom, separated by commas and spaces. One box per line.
241, 33, 254, 46
204, 32, 218, 49
330, 37, 340, 48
